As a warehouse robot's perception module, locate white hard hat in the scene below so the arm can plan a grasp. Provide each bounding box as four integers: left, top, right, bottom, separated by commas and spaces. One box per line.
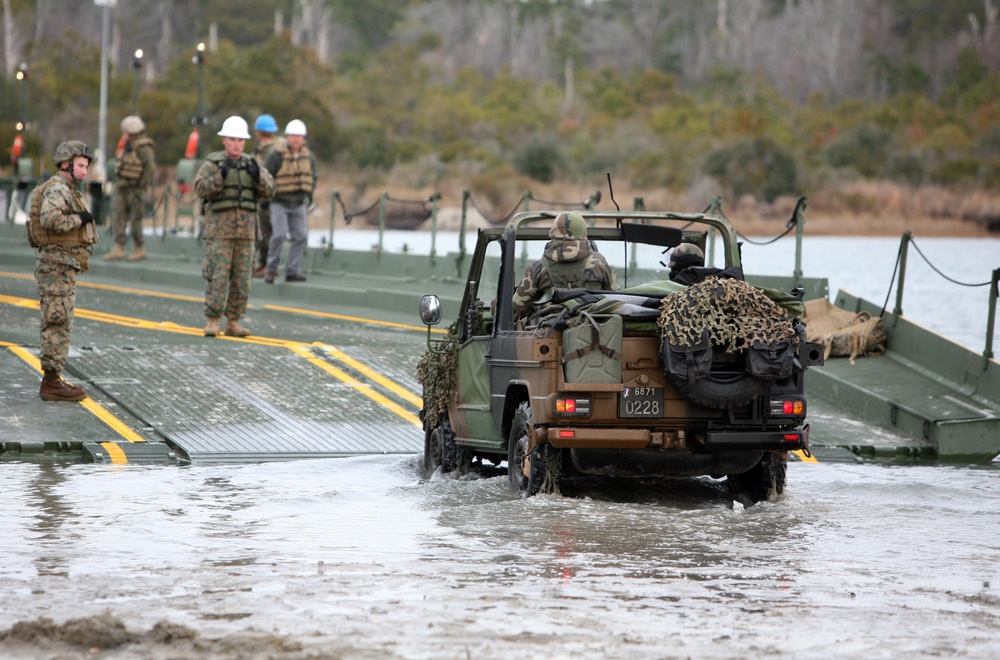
218, 116, 251, 139
284, 119, 307, 136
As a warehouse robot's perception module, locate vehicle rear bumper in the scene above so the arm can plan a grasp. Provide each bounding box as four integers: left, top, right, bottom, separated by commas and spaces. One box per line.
703, 425, 808, 451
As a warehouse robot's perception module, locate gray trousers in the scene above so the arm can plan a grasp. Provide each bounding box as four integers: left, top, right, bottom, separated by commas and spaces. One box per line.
266, 202, 308, 275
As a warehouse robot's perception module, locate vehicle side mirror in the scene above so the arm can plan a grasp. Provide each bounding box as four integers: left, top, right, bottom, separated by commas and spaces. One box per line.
419, 294, 442, 326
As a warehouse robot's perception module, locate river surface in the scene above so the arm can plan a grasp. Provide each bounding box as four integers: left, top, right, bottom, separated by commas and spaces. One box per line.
319, 229, 1000, 352
2, 234, 999, 658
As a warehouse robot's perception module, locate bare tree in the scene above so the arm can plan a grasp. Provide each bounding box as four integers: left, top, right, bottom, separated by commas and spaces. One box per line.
3, 0, 16, 76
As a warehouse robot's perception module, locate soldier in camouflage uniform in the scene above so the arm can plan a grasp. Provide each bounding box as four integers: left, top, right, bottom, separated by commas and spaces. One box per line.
251, 114, 280, 278
512, 211, 618, 317
667, 242, 705, 284
193, 116, 274, 338
28, 141, 99, 401
105, 115, 155, 262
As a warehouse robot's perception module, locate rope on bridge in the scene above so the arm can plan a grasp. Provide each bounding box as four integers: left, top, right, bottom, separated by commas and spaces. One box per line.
342, 194, 435, 228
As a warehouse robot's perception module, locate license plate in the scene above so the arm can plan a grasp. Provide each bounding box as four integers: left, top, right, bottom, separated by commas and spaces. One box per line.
619, 387, 663, 418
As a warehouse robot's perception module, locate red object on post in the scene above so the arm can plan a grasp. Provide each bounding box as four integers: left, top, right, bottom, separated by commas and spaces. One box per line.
184, 128, 199, 159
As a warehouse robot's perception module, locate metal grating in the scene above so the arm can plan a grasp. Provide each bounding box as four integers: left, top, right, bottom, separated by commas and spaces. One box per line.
70, 343, 423, 462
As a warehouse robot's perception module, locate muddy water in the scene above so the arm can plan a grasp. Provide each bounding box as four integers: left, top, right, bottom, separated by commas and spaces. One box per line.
2, 457, 998, 658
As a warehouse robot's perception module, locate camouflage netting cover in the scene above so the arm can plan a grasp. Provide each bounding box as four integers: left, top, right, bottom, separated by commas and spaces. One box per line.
657, 277, 798, 352
416, 340, 458, 429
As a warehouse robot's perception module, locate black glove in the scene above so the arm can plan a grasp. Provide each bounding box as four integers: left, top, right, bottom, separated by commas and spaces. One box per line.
246, 157, 260, 181
77, 211, 94, 226
218, 158, 232, 179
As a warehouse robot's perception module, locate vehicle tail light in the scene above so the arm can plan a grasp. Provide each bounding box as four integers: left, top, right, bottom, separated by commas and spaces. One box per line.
555, 397, 591, 415
772, 399, 805, 416
558, 430, 576, 438
783, 433, 801, 442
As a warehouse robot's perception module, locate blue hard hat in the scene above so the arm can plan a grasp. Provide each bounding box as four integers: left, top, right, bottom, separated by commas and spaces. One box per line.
253, 114, 278, 133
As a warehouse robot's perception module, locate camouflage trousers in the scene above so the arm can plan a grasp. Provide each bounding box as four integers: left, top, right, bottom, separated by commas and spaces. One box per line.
203, 238, 253, 320
35, 259, 78, 373
255, 203, 272, 268
112, 185, 145, 247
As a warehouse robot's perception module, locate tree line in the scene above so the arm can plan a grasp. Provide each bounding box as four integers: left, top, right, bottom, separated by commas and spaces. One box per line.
1, 0, 998, 211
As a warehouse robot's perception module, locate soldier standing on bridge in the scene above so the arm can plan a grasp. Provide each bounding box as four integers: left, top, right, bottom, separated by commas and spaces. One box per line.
104, 115, 155, 262
27, 141, 99, 401
194, 116, 274, 338
251, 114, 280, 278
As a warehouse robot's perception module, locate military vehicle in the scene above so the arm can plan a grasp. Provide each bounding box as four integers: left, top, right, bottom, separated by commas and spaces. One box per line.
417, 210, 825, 503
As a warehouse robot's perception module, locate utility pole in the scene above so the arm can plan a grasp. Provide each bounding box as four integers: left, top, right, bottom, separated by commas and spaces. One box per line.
192, 41, 207, 158
130, 49, 144, 115
15, 62, 27, 130
95, 0, 116, 180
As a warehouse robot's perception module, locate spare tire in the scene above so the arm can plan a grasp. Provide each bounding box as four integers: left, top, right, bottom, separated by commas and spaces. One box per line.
658, 277, 797, 410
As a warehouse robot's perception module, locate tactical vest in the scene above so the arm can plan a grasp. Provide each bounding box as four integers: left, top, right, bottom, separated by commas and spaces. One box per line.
273, 145, 314, 196
115, 136, 154, 182
252, 139, 276, 165
204, 152, 258, 212
26, 177, 99, 249
542, 257, 602, 290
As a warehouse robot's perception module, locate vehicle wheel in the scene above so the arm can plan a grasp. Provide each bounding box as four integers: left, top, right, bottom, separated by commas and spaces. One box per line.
423, 424, 441, 476
666, 369, 766, 410
507, 402, 560, 497
727, 451, 787, 504
424, 415, 456, 475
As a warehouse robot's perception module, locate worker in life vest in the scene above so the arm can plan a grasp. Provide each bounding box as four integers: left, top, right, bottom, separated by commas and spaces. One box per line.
27, 141, 99, 401
193, 116, 274, 338
262, 119, 317, 283
105, 115, 156, 261
251, 114, 280, 278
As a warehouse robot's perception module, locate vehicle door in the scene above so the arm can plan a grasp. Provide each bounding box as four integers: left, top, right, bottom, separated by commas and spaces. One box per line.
452, 237, 504, 446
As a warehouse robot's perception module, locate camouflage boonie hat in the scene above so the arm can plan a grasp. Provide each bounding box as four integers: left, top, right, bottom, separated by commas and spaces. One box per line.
549, 212, 587, 241
668, 242, 705, 268
52, 140, 93, 168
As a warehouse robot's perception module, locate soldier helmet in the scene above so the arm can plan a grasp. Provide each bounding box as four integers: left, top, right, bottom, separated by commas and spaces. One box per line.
120, 115, 145, 134
218, 116, 251, 139
284, 119, 307, 136
254, 114, 278, 133
52, 140, 93, 168
548, 211, 587, 241
668, 242, 705, 269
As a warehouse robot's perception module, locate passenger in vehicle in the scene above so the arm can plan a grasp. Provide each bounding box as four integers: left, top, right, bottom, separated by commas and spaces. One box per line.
667, 241, 745, 285
512, 211, 618, 317
667, 242, 705, 284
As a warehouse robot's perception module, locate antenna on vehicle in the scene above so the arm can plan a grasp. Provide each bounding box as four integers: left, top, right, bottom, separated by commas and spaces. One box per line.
606, 173, 620, 211
607, 173, 628, 287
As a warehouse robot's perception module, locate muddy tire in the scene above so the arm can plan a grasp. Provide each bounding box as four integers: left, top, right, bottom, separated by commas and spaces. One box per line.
727, 451, 787, 504
424, 415, 456, 475
507, 403, 536, 496
507, 402, 561, 498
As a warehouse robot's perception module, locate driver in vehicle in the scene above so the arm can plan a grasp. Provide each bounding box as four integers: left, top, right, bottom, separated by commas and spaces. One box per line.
511, 211, 618, 318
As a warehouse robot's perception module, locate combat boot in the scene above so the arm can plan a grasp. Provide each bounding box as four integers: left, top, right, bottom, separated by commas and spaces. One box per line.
39, 370, 87, 402
225, 319, 251, 337
103, 243, 127, 261
126, 246, 146, 261
204, 317, 220, 337
253, 265, 267, 278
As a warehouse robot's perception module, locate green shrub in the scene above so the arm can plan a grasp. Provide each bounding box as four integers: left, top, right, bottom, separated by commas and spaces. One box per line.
514, 136, 565, 183
703, 137, 797, 202
886, 153, 925, 186
822, 123, 892, 177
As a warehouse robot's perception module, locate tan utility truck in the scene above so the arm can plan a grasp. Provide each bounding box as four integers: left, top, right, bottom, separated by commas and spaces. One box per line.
417, 210, 823, 504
